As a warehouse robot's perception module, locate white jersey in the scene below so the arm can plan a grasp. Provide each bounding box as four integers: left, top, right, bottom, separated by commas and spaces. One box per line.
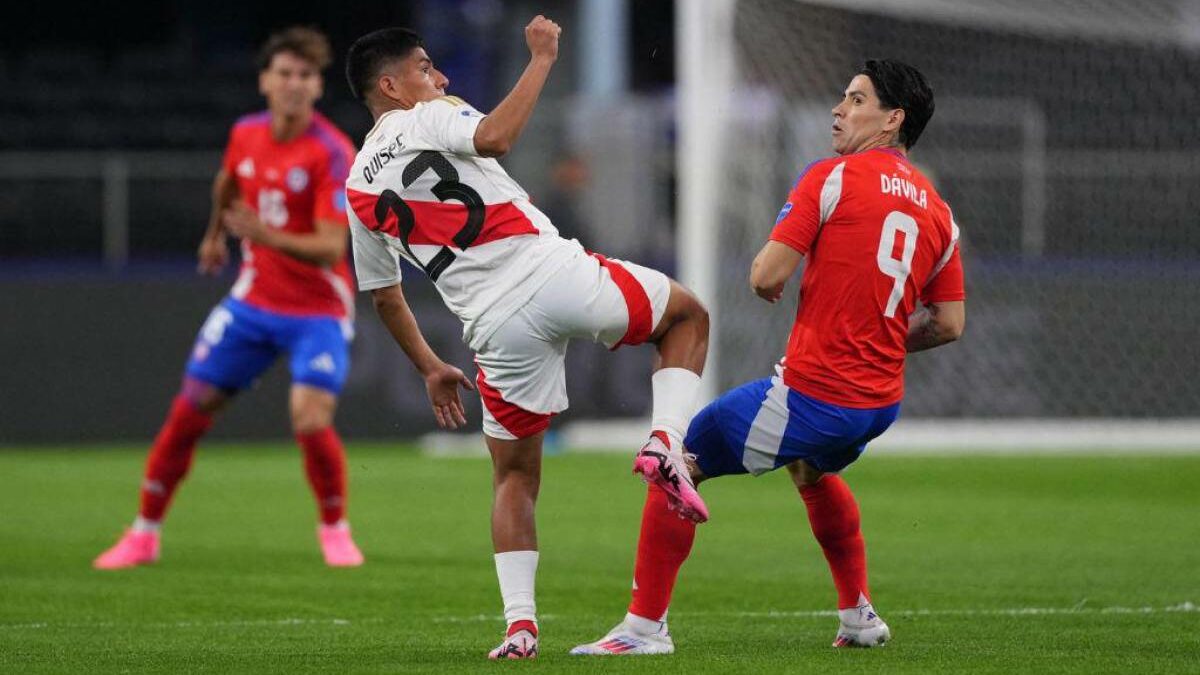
346, 96, 579, 350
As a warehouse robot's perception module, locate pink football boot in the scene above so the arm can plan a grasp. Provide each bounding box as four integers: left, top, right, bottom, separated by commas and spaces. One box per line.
488, 621, 539, 660
318, 523, 364, 567
93, 529, 160, 570
633, 432, 709, 523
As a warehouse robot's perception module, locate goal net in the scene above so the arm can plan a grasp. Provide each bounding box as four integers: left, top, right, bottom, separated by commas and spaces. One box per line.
679, 0, 1200, 419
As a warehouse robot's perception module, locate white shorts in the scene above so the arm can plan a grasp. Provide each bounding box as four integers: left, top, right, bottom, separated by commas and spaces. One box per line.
475, 248, 671, 440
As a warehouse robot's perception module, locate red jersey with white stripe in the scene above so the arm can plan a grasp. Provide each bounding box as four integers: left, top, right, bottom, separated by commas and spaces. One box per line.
770, 147, 965, 408
222, 110, 357, 319
347, 96, 579, 350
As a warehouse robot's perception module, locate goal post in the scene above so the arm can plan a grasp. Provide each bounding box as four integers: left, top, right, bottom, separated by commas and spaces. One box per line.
674, 0, 1200, 438
676, 0, 737, 404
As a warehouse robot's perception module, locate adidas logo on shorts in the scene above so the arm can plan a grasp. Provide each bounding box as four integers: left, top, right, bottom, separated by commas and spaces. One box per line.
309, 353, 336, 374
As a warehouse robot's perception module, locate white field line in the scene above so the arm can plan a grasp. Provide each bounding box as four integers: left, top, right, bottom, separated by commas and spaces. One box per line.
0, 617, 381, 631
3, 603, 1193, 631
421, 418, 1200, 458
720, 601, 1199, 619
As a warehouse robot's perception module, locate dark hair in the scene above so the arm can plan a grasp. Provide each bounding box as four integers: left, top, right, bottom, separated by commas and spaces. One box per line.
257, 26, 332, 72
859, 59, 935, 149
345, 27, 424, 102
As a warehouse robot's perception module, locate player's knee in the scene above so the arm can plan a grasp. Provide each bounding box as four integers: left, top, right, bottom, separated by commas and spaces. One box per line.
664, 282, 709, 333
488, 441, 542, 491
786, 460, 824, 489
494, 455, 540, 483
688, 294, 710, 335
289, 385, 337, 435
291, 409, 333, 435
289, 401, 334, 435
180, 377, 229, 414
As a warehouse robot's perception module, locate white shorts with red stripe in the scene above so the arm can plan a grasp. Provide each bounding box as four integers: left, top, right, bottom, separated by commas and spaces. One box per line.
475, 247, 671, 440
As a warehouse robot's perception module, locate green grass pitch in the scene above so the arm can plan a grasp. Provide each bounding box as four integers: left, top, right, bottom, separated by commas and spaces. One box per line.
1, 444, 1197, 673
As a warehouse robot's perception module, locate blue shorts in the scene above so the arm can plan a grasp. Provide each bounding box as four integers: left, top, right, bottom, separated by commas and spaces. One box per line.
685, 375, 899, 478
185, 298, 351, 394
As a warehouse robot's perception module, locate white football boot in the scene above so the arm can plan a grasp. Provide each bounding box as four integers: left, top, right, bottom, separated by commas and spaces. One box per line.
570, 613, 675, 656
832, 602, 890, 648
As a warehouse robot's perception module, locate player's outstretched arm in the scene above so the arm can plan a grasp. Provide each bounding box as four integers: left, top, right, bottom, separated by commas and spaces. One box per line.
198, 169, 239, 275
750, 241, 805, 303
370, 284, 475, 429
906, 300, 965, 353
221, 203, 347, 266
472, 15, 560, 157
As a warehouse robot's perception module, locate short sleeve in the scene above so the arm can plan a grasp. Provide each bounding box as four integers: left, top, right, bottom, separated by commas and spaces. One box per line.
412, 97, 486, 156
921, 222, 966, 303
313, 137, 355, 225
350, 216, 403, 291
769, 159, 844, 255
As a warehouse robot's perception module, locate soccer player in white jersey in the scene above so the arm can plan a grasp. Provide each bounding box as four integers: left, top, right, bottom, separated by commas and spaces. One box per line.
342, 17, 711, 659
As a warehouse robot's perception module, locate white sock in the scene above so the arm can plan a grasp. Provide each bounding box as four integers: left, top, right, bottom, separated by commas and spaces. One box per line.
132, 516, 161, 533
624, 611, 665, 635
494, 550, 538, 625
650, 367, 702, 450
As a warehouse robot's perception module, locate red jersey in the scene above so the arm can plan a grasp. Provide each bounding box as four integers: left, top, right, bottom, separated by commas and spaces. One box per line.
221, 110, 357, 319
769, 147, 965, 408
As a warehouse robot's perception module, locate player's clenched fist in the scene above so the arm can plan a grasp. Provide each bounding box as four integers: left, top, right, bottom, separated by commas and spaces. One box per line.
525, 15, 560, 61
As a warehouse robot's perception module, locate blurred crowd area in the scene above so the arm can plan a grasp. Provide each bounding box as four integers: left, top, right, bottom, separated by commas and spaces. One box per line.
4, 0, 1199, 443
0, 0, 676, 265
0, 0, 678, 442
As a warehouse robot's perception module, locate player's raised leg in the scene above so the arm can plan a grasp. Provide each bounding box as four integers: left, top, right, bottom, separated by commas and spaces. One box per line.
290, 383, 363, 567
93, 377, 226, 570
588, 252, 710, 522
787, 461, 889, 647
635, 280, 710, 523
485, 432, 543, 659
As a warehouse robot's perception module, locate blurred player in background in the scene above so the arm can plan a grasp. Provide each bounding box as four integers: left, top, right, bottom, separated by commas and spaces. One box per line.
575, 59, 965, 655
94, 27, 363, 569
343, 16, 710, 659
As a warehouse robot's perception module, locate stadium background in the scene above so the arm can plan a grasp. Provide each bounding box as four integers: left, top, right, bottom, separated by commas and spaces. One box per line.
1, 0, 1197, 445
2, 2, 1197, 672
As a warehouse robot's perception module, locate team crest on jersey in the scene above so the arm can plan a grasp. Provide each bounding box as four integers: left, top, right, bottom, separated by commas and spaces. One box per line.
236, 157, 255, 179
287, 167, 309, 193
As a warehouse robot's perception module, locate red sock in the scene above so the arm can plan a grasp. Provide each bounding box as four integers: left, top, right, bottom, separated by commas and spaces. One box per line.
799, 475, 869, 609
139, 395, 213, 521
628, 484, 697, 621
297, 427, 348, 525
507, 619, 537, 637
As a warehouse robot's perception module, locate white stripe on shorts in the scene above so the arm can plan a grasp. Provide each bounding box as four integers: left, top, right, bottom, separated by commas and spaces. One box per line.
741, 376, 791, 475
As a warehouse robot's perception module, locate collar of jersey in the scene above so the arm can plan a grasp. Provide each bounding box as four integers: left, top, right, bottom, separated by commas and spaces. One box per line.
866, 147, 907, 161
365, 104, 427, 143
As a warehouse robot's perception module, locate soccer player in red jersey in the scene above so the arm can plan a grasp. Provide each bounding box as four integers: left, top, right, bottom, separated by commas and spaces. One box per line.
342, 17, 711, 658
574, 60, 966, 655
94, 28, 365, 569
